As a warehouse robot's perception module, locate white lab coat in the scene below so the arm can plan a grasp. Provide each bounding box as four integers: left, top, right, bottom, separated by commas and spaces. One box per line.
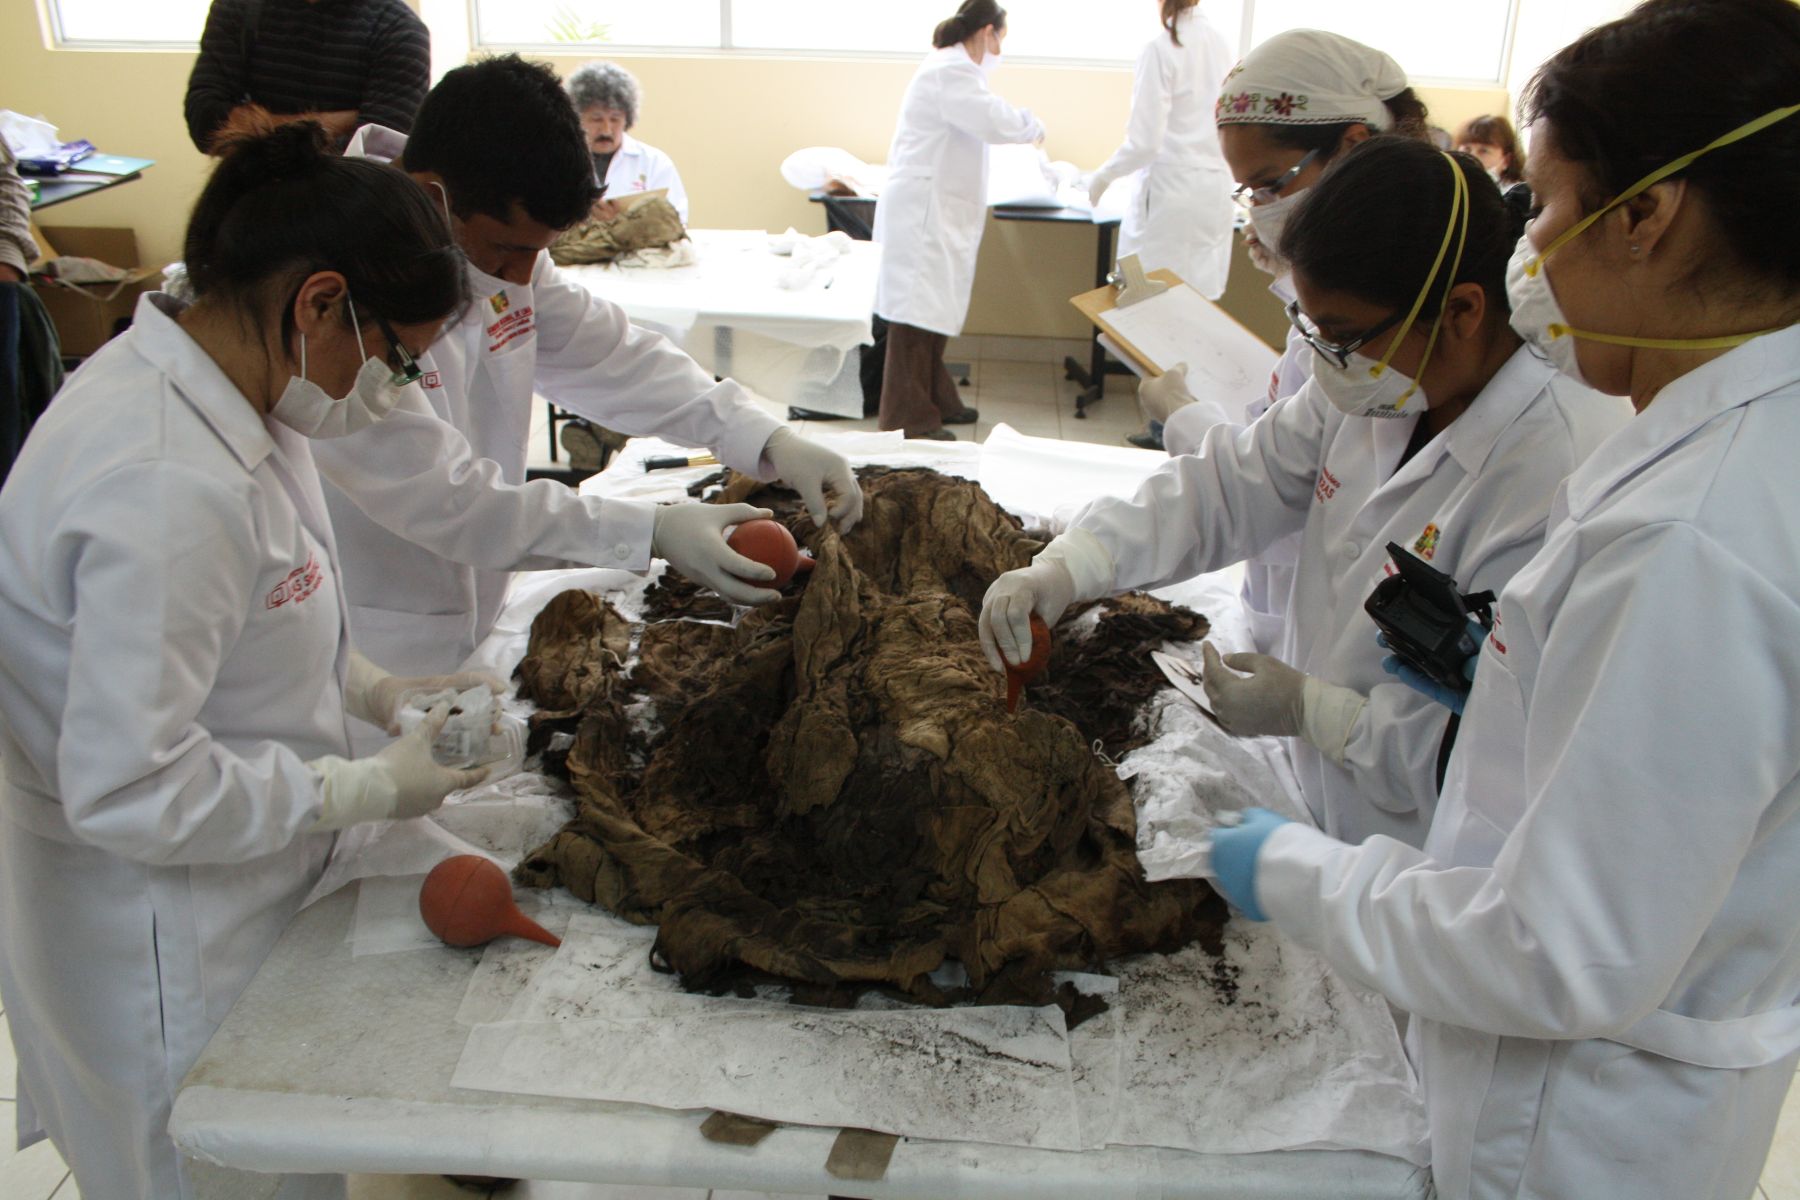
874, 46, 1045, 336
319, 141, 784, 678
602, 132, 689, 224
1095, 9, 1236, 300
1164, 272, 1312, 654
1074, 346, 1628, 846
0, 294, 347, 1199
330, 122, 782, 680
1258, 325, 1800, 1199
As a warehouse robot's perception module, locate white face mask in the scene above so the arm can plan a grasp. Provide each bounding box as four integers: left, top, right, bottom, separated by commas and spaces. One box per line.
980, 47, 1003, 78
270, 303, 408, 439
1505, 233, 1589, 385
1309, 347, 1425, 419
1245, 189, 1305, 276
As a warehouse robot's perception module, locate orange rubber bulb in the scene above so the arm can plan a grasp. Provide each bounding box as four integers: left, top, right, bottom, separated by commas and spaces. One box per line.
418, 855, 561, 949
727, 518, 808, 588
1005, 614, 1053, 714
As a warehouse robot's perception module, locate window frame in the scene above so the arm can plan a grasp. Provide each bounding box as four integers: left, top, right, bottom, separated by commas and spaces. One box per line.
38, 0, 1525, 88
471, 0, 1525, 86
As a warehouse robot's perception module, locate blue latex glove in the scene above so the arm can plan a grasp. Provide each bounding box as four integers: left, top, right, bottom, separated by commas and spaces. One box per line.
1377, 620, 1486, 715
1209, 807, 1292, 922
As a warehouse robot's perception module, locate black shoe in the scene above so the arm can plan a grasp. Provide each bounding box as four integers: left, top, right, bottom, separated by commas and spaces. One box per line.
943, 406, 979, 425
1126, 430, 1165, 451
443, 1176, 518, 1194
905, 427, 957, 441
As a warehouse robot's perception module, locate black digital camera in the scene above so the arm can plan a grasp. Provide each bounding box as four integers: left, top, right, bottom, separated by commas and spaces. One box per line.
1363, 542, 1494, 693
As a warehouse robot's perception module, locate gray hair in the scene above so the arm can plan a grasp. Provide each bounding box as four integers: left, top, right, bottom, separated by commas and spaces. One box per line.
567, 61, 640, 129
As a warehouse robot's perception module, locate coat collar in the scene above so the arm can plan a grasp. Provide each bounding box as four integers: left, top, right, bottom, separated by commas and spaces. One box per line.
1439, 343, 1559, 478
1375, 344, 1555, 490
131, 293, 276, 473
1563, 323, 1800, 521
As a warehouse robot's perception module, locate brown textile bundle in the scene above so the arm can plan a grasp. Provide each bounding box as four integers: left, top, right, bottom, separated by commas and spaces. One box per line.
515, 468, 1227, 1008
548, 197, 688, 267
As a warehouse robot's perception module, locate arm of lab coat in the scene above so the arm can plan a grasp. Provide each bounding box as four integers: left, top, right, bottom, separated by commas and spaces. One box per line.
1095, 40, 1170, 182
1072, 381, 1331, 593
54, 463, 326, 866
655, 155, 691, 225
1259, 524, 1800, 1040
938, 65, 1046, 145
311, 386, 655, 573
529, 260, 784, 478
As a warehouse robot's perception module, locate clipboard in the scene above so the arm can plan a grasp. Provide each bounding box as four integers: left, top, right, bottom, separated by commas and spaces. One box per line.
1071, 268, 1280, 392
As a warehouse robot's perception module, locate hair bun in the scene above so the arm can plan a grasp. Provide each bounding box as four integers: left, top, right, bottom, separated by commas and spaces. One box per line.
212, 121, 333, 182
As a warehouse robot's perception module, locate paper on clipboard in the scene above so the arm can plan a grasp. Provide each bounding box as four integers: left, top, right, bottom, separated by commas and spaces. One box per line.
1072, 270, 1278, 409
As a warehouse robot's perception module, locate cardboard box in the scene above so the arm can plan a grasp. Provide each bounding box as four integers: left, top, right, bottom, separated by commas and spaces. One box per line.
30, 225, 162, 357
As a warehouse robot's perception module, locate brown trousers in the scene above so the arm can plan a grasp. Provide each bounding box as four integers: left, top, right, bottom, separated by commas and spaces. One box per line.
878, 322, 965, 435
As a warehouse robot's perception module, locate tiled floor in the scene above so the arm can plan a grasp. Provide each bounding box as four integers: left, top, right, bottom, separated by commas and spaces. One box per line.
523, 346, 1152, 477
9, 346, 1798, 1197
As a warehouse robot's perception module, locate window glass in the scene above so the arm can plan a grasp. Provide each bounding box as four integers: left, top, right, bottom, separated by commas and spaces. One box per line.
474, 0, 721, 50
51, 0, 211, 45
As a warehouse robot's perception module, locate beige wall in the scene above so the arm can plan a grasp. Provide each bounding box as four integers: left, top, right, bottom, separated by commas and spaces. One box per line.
2, 3, 1506, 339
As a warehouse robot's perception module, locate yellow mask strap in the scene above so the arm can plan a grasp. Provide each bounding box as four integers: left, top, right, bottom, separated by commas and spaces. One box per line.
1526, 101, 1800, 278
1369, 153, 1471, 409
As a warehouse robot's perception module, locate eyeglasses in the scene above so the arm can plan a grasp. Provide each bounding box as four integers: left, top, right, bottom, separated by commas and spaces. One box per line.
1286, 300, 1407, 371
372, 312, 423, 387
1232, 148, 1320, 209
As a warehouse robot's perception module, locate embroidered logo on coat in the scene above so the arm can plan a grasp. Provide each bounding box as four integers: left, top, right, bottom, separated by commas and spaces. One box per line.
266, 554, 324, 610
1314, 467, 1341, 504
487, 305, 537, 353
488, 291, 510, 315
1414, 523, 1441, 561
421, 370, 442, 390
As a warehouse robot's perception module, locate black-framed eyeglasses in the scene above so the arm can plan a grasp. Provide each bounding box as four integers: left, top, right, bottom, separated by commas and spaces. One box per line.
372, 312, 423, 387
1232, 148, 1320, 209
1285, 300, 1407, 370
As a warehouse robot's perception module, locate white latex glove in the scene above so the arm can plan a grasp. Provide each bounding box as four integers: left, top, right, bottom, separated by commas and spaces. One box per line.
761, 426, 864, 532
1200, 643, 1369, 760
308, 707, 488, 832
344, 651, 509, 736
652, 501, 782, 605
978, 529, 1117, 672
1139, 363, 1198, 426
1087, 170, 1114, 208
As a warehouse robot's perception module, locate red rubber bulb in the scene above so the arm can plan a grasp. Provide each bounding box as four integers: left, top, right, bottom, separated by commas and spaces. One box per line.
726, 519, 805, 588
418, 855, 561, 949
1005, 615, 1053, 714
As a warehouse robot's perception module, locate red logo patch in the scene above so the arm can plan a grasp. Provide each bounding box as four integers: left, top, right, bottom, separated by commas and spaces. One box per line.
421, 370, 442, 390
266, 554, 324, 610
486, 305, 536, 354
1314, 467, 1341, 504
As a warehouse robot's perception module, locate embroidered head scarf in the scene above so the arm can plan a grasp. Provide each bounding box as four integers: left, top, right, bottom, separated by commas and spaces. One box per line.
1217, 29, 1409, 130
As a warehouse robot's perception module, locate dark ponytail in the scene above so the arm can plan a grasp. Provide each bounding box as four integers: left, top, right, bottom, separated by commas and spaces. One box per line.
1162, 0, 1196, 47
1264, 87, 1431, 161
186, 122, 467, 343
1281, 137, 1526, 320
933, 0, 1006, 48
